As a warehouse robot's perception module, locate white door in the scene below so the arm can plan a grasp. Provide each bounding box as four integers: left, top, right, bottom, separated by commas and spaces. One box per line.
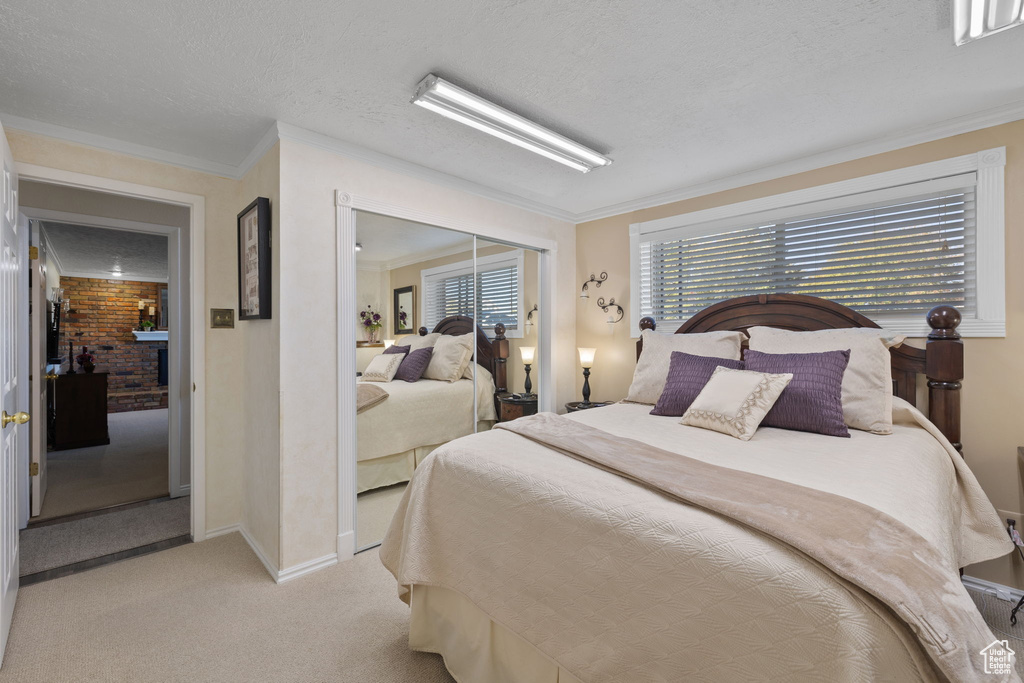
0, 121, 26, 667
29, 220, 47, 517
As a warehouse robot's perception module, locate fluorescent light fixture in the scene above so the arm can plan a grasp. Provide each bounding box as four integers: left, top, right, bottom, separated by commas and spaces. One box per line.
412, 74, 612, 173
954, 0, 1024, 44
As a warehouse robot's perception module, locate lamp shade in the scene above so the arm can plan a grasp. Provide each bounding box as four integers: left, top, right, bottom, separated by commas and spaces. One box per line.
578, 347, 596, 369
520, 346, 536, 364
383, 339, 396, 349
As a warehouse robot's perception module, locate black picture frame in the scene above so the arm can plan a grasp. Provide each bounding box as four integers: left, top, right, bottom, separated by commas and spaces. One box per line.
393, 285, 414, 335
237, 197, 271, 320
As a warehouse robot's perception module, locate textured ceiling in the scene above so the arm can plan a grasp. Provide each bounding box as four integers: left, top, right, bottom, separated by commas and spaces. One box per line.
42, 221, 168, 281
356, 212, 471, 266
2, 1, 1023, 217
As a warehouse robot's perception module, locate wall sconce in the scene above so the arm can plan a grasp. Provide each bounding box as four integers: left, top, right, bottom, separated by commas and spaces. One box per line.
597, 297, 624, 324
524, 304, 538, 330
580, 272, 607, 299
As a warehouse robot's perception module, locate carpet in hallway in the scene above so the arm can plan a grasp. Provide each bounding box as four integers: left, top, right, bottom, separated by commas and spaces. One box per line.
37, 408, 169, 521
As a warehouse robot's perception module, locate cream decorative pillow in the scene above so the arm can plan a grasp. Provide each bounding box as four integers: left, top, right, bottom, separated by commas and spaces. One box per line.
403, 332, 441, 351
626, 329, 745, 405
746, 326, 905, 435
681, 367, 793, 441
423, 333, 474, 382
362, 353, 404, 383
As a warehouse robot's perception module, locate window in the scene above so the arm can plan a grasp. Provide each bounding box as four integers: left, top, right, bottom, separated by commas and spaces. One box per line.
630, 148, 1006, 337
421, 250, 525, 337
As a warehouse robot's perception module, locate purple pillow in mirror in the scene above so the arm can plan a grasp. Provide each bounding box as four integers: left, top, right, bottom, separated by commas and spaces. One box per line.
744, 349, 851, 437
395, 347, 432, 383
383, 345, 409, 355
651, 351, 745, 416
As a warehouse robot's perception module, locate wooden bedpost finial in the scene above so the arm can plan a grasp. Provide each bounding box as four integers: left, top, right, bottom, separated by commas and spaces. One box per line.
418, 326, 428, 336
927, 305, 961, 340
639, 317, 656, 332
494, 323, 506, 340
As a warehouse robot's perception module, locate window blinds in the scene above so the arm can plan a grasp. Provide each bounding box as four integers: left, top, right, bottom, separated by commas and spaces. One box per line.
422, 260, 520, 331
639, 186, 976, 325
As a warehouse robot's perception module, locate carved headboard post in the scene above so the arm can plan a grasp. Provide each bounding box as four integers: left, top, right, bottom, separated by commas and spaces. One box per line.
925, 305, 964, 454
492, 323, 509, 394
418, 327, 428, 336
636, 316, 657, 361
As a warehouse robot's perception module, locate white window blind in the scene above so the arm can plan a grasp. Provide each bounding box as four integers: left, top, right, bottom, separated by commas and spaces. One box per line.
639, 183, 977, 326
421, 251, 524, 334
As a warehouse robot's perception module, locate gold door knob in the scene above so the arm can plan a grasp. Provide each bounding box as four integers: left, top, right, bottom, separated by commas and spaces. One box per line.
45, 372, 59, 381
1, 411, 30, 428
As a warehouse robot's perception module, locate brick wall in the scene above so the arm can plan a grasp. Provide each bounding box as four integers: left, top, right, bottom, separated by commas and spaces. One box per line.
61, 277, 168, 413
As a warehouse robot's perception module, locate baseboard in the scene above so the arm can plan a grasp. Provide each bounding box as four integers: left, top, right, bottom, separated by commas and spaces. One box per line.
963, 574, 1024, 603
205, 523, 240, 539
277, 553, 339, 584
337, 531, 356, 561
238, 526, 280, 580
178, 484, 191, 496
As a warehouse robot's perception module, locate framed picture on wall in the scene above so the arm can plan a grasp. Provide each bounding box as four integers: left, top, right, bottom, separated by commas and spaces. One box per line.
394, 285, 414, 334
237, 197, 271, 320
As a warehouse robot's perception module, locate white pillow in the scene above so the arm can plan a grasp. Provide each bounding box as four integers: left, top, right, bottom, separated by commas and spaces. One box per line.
362, 353, 404, 383
746, 326, 906, 435
403, 332, 441, 351
681, 367, 793, 441
423, 333, 474, 382
626, 329, 746, 405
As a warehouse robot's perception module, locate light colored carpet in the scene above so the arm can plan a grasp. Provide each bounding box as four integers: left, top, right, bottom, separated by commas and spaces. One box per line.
19, 496, 190, 576
38, 408, 169, 521
358, 483, 407, 549
0, 533, 454, 682
967, 586, 1024, 677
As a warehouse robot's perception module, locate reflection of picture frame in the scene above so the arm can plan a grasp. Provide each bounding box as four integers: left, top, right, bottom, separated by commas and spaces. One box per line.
237, 197, 271, 320
393, 285, 414, 334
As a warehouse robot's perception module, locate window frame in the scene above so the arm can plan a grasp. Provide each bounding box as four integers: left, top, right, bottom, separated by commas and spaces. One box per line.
629, 147, 1006, 338
420, 249, 526, 338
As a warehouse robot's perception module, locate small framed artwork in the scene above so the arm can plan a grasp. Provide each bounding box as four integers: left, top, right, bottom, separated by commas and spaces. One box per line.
394, 286, 415, 335
237, 197, 271, 320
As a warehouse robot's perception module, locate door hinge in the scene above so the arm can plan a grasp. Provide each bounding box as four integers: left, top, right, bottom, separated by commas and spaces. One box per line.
28, 246, 38, 260
29, 462, 38, 476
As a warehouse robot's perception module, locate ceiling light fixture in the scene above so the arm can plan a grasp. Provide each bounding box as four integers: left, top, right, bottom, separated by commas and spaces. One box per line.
411, 74, 612, 173
954, 0, 1024, 44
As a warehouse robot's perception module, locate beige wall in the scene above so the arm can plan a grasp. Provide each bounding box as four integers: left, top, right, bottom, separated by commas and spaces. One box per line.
576, 119, 1024, 587
7, 129, 246, 534
276, 138, 575, 570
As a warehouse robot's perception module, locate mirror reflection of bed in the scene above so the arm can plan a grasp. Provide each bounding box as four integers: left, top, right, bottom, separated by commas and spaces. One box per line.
354, 213, 541, 550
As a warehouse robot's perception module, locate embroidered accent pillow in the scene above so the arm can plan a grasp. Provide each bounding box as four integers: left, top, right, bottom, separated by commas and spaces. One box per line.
745, 349, 851, 438
362, 352, 404, 383
626, 329, 746, 405
650, 352, 745, 417
746, 326, 904, 435
423, 333, 474, 382
395, 347, 432, 383
681, 367, 793, 441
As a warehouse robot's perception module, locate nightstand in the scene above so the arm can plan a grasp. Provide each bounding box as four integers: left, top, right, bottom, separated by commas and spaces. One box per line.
565, 401, 614, 413
497, 393, 538, 422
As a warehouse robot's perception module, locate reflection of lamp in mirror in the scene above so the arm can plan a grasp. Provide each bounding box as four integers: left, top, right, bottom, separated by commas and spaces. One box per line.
520, 346, 536, 397
524, 304, 538, 331
578, 347, 596, 406
383, 339, 395, 349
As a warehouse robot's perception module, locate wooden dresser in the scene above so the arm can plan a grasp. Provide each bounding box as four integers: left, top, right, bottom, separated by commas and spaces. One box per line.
52, 372, 110, 450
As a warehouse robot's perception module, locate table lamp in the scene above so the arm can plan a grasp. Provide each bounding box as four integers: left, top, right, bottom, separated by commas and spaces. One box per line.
520, 346, 535, 397
578, 347, 596, 406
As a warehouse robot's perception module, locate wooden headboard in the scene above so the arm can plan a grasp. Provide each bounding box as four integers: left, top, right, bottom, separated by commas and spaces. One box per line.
636, 293, 964, 452
418, 316, 510, 393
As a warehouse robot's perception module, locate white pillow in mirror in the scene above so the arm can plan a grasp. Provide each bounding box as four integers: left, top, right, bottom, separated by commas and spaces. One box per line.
746, 326, 905, 435
403, 332, 441, 351
424, 333, 474, 382
362, 353, 404, 383
626, 329, 745, 405
681, 366, 793, 441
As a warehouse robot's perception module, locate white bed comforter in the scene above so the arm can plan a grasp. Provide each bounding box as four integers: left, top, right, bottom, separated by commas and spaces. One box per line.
357, 369, 496, 462
381, 398, 1010, 682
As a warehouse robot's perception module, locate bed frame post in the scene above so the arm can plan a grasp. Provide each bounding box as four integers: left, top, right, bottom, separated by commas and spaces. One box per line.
636, 316, 656, 361
925, 306, 963, 454
492, 323, 509, 394
418, 327, 428, 336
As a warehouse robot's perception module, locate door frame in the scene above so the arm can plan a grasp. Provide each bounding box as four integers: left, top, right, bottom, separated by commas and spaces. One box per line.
335, 191, 557, 560
15, 163, 207, 541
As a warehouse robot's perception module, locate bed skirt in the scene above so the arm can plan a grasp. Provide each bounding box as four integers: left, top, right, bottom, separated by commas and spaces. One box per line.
358, 420, 495, 493
410, 584, 584, 683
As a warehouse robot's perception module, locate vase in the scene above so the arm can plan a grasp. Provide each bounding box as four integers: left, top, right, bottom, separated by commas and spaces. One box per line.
367, 329, 377, 344
83, 361, 95, 373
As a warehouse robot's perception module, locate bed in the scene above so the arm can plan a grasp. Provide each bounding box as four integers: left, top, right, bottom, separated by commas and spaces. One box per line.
381, 294, 1014, 683
356, 315, 508, 493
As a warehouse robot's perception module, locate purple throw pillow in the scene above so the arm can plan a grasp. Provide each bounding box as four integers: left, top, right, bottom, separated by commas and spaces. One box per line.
395, 347, 432, 383
744, 349, 851, 438
651, 352, 745, 416
383, 345, 409, 355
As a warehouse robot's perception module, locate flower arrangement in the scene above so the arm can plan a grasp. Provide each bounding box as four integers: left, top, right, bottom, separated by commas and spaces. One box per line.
140, 320, 155, 330
398, 306, 408, 328
360, 305, 383, 343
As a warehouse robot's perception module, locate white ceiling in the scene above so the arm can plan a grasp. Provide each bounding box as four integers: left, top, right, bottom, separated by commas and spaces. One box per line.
42, 221, 168, 281
2, 1, 1023, 219
356, 212, 471, 267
